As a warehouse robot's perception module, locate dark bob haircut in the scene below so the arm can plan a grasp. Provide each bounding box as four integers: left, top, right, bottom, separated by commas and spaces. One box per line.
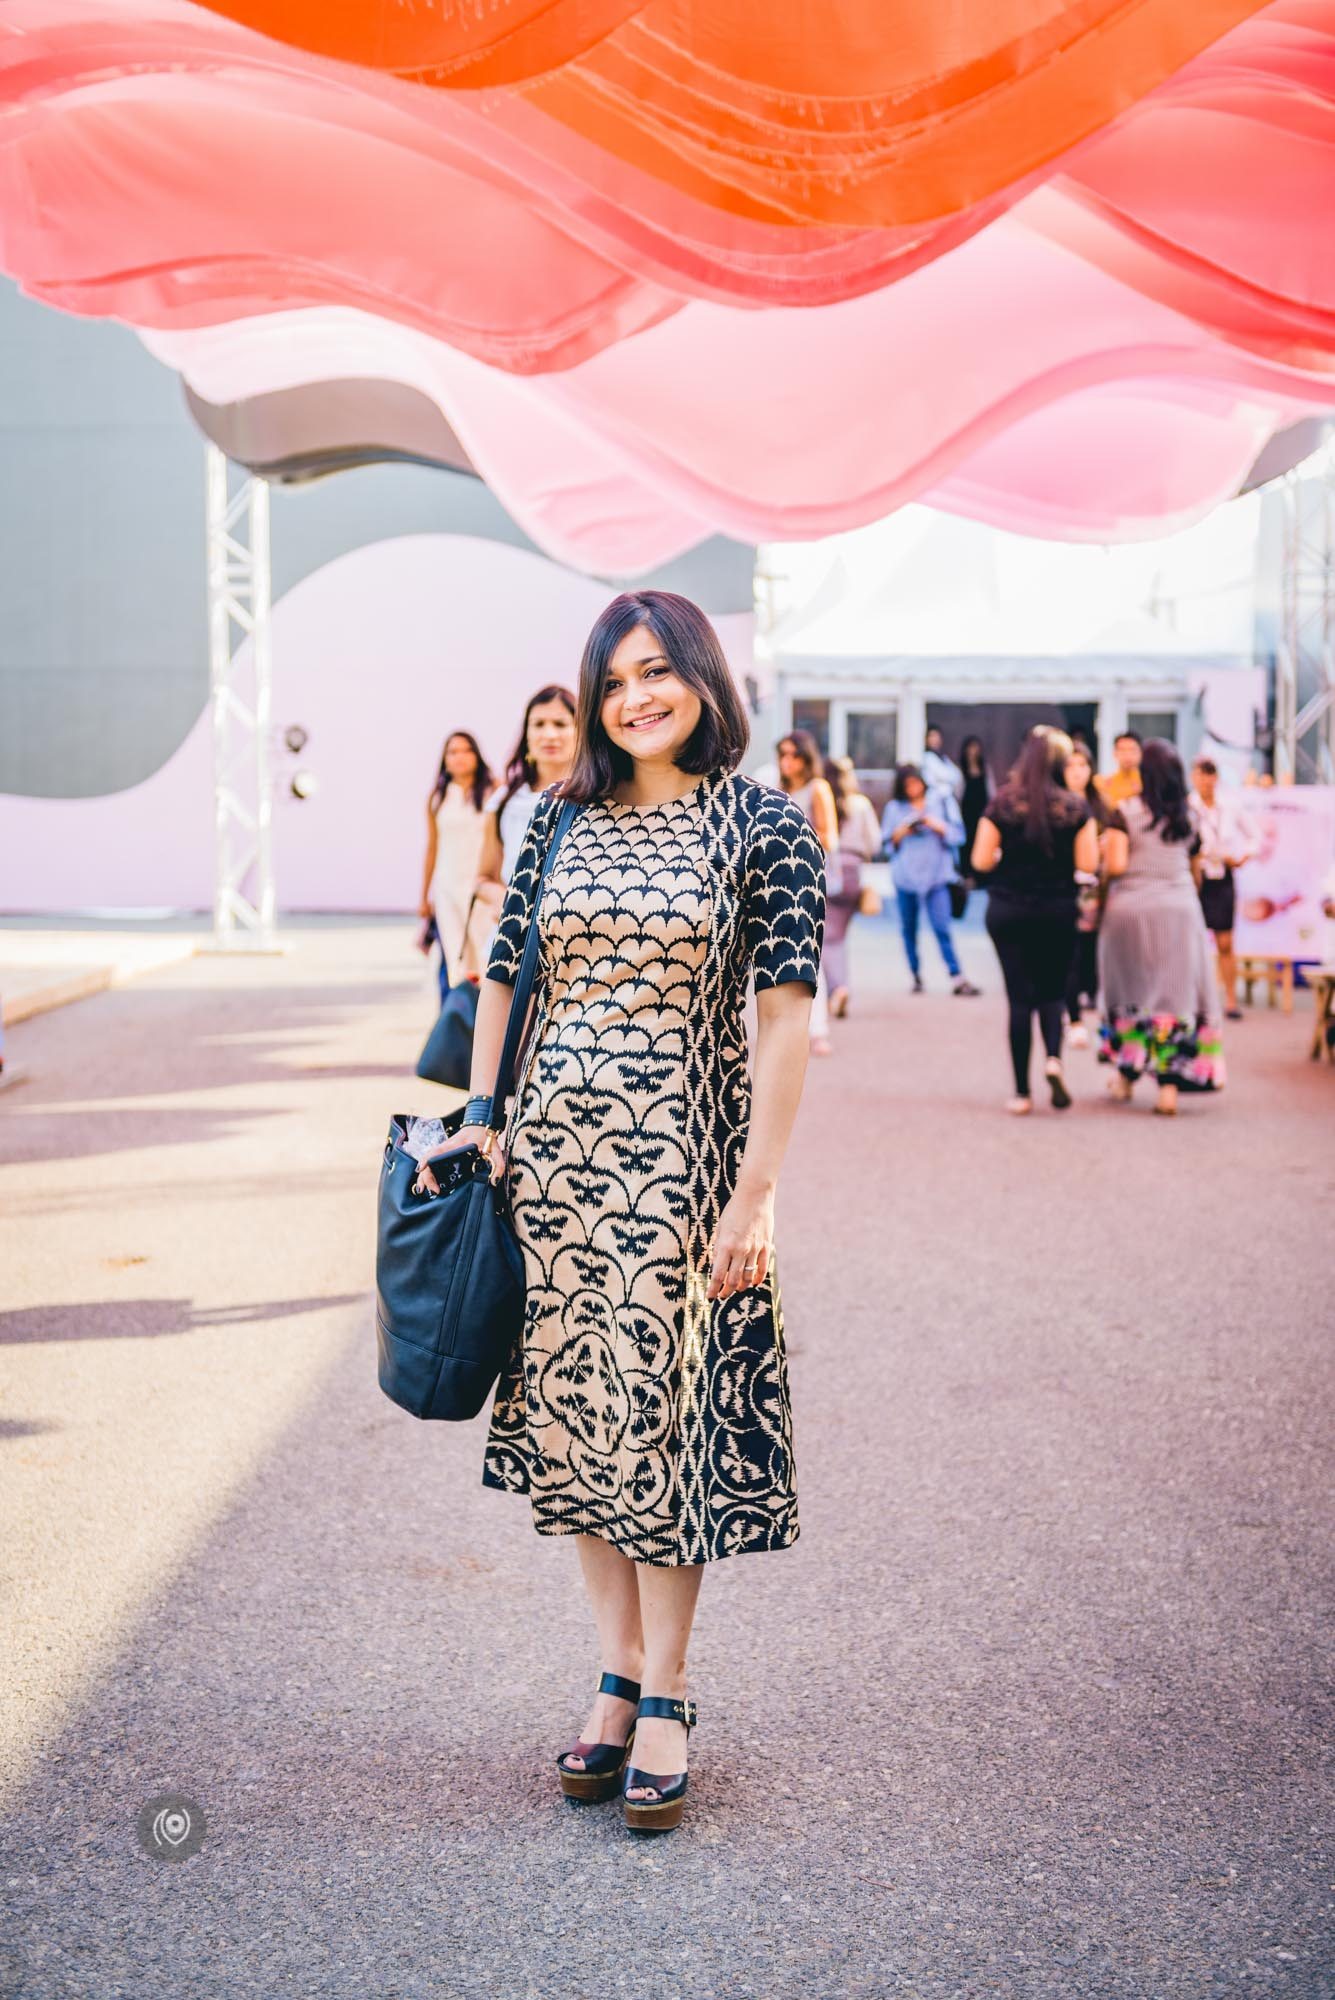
561, 591, 749, 804
891, 762, 926, 803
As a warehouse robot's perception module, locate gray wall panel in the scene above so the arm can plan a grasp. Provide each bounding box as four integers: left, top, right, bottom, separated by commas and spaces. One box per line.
0, 281, 754, 799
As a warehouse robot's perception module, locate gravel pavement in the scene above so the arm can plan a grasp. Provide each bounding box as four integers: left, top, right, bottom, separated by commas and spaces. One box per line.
1, 913, 1331, 2000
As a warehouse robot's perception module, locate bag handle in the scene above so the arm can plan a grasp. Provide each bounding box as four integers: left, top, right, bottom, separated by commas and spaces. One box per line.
485, 795, 580, 1131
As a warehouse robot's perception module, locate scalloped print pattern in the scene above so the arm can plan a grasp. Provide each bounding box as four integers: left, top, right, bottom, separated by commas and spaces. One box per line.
481, 768, 825, 1565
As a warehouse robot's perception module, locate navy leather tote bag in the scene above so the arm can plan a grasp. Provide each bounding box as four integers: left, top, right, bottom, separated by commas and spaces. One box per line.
415, 977, 478, 1090
376, 798, 579, 1421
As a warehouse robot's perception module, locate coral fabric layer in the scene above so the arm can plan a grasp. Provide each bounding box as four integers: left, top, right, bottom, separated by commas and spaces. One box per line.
2, 4, 1331, 362
2, 0, 1333, 561
194, 0, 1270, 224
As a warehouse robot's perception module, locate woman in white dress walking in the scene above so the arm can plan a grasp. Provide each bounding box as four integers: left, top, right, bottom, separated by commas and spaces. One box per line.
419, 730, 498, 990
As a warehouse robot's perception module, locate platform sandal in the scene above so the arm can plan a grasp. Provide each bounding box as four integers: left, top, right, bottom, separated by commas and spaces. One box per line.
621, 1695, 698, 1833
556, 1672, 641, 1801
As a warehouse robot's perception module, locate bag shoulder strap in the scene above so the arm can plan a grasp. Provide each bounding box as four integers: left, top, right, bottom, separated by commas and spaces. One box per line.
487, 795, 579, 1128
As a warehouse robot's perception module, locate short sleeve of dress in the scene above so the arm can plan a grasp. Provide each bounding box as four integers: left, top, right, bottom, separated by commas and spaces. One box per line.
742, 797, 826, 993
485, 789, 558, 985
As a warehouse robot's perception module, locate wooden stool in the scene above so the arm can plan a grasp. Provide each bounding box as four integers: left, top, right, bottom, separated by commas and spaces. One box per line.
1307, 966, 1335, 1061
1238, 955, 1295, 1013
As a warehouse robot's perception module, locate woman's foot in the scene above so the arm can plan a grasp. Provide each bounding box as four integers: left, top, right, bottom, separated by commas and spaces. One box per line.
623, 1714, 690, 1804
559, 1680, 640, 1777
1045, 1059, 1072, 1110
829, 986, 849, 1019
1067, 1022, 1089, 1049
910, 974, 925, 994
952, 977, 981, 997
1154, 1082, 1179, 1117
1107, 1074, 1133, 1103
1006, 1095, 1033, 1116
811, 1035, 832, 1057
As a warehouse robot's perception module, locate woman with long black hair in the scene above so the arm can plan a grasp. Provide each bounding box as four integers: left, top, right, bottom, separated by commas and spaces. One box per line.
972, 727, 1100, 1113
414, 591, 824, 1832
420, 730, 497, 987
958, 734, 991, 884
475, 685, 577, 909
1099, 739, 1224, 1115
820, 754, 881, 1018
1061, 740, 1124, 1047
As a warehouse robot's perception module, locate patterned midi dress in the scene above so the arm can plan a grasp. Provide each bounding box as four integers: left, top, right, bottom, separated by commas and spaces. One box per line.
480, 767, 826, 1566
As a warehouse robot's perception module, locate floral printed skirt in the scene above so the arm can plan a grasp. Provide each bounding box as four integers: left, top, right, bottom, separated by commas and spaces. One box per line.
1098, 1012, 1225, 1091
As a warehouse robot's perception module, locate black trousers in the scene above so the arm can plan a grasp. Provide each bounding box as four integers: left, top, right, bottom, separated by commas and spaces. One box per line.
985, 900, 1077, 1096
1066, 926, 1099, 1022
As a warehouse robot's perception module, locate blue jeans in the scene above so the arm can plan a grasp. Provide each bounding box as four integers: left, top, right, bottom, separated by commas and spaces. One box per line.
896, 883, 961, 980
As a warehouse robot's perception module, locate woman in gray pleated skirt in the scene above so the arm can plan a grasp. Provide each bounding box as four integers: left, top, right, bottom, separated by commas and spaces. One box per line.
1098, 740, 1224, 1115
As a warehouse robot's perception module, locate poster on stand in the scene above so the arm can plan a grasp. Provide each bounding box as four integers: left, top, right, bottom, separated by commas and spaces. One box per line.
1232, 788, 1335, 963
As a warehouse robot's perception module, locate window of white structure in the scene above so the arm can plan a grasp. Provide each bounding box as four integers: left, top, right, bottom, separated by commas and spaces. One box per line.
1128, 708, 1180, 744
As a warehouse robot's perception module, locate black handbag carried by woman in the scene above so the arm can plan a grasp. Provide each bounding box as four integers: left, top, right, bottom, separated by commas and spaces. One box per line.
376, 797, 580, 1420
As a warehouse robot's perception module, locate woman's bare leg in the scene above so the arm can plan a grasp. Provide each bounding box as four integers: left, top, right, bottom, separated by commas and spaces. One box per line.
625, 1561, 705, 1798
561, 1535, 644, 1771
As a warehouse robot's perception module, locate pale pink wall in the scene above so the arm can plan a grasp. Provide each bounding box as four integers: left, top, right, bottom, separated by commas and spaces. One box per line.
0, 537, 757, 913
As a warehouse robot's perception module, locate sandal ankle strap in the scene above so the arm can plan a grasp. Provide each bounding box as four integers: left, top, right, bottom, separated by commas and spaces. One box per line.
636, 1695, 697, 1729
598, 1671, 642, 1703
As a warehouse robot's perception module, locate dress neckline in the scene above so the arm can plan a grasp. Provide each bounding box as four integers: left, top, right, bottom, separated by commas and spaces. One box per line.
601, 770, 721, 816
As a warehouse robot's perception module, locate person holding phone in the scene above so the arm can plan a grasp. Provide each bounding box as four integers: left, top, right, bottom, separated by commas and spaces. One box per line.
881, 763, 979, 996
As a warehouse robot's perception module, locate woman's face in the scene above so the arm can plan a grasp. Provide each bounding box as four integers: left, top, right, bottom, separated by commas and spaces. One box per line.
445, 735, 477, 781
904, 775, 926, 805
526, 700, 575, 769
600, 624, 702, 768
777, 739, 806, 787
1065, 751, 1091, 794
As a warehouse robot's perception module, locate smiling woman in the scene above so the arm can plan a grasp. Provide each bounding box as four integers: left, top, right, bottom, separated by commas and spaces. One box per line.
414, 589, 825, 1831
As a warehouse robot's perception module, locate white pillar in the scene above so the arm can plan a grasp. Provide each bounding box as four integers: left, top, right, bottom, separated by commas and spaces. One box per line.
1097, 687, 1127, 772
898, 689, 926, 764
205, 445, 278, 950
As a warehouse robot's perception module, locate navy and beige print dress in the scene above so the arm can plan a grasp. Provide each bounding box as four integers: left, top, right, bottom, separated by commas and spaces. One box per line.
480, 767, 825, 1566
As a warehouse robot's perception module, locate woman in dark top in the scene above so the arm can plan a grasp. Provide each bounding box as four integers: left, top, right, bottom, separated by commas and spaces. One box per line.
1061, 741, 1125, 1045
971, 727, 1100, 1113
958, 735, 991, 887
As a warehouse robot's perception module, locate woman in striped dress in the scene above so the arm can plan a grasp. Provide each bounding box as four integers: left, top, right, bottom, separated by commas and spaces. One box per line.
1098, 740, 1225, 1115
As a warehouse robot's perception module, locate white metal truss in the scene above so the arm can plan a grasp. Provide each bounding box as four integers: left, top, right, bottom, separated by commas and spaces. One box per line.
205, 444, 277, 948
1276, 428, 1335, 784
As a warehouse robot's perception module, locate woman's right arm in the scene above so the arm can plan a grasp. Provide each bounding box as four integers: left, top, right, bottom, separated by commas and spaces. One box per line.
1101, 826, 1129, 877
413, 978, 514, 1191
420, 802, 438, 918
476, 806, 504, 887
971, 817, 1002, 873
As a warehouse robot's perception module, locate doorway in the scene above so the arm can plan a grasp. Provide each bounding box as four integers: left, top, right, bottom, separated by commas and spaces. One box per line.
926, 701, 1098, 785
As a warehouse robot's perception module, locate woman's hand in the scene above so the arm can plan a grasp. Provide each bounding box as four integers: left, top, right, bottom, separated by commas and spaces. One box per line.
418, 899, 434, 920
707, 1182, 775, 1301
413, 1125, 506, 1194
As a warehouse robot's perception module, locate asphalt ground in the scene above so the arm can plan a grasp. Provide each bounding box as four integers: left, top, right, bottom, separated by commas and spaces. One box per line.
0, 912, 1331, 2000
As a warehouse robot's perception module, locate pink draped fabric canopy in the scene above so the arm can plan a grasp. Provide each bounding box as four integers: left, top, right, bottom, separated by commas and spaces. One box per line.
1, 0, 1332, 568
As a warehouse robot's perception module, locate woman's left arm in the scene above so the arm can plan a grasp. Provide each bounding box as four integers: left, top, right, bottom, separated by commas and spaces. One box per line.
708, 984, 811, 1301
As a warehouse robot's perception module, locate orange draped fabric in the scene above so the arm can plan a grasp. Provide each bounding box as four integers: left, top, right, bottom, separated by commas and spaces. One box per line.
194, 0, 1274, 222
